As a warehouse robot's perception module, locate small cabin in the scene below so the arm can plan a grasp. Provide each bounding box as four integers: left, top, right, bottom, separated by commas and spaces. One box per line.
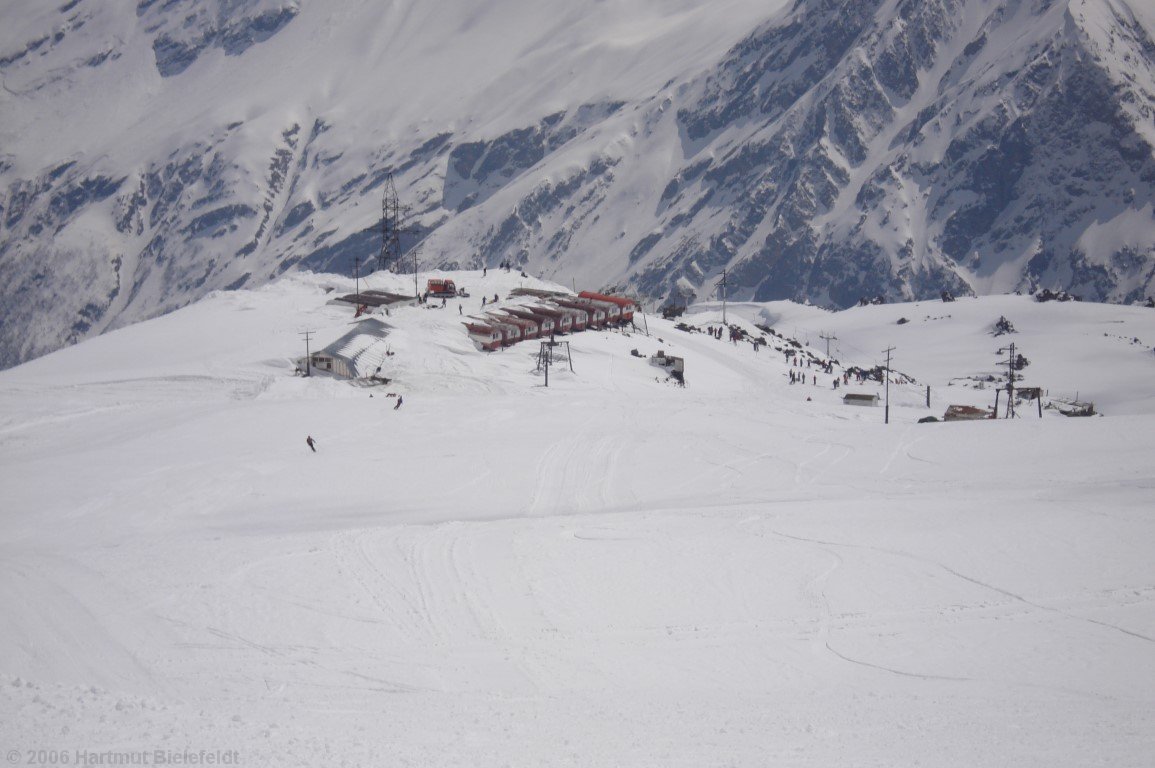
842, 393, 880, 407
553, 298, 605, 328
576, 297, 621, 324
579, 291, 637, 323
464, 322, 502, 351
504, 307, 555, 336
492, 312, 538, 340
546, 302, 588, 331
481, 316, 522, 346
528, 304, 573, 334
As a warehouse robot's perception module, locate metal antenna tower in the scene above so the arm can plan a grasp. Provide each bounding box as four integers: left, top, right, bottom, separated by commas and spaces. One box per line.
379, 174, 403, 271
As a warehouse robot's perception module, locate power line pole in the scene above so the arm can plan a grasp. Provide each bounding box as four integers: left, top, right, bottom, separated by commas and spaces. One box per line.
300, 330, 314, 377
820, 331, 838, 358
715, 268, 729, 325
411, 242, 423, 299
882, 346, 895, 424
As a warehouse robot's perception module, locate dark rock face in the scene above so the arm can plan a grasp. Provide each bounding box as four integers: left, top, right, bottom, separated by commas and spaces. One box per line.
141, 0, 299, 77
443, 103, 624, 213
1, 0, 1154, 369
508, 0, 1155, 309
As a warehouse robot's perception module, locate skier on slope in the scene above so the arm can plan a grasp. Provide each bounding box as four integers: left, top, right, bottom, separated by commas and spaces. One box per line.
306, 435, 316, 453
394, 395, 403, 410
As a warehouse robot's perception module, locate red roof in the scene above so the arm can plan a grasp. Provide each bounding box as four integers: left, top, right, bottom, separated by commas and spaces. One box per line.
578, 291, 637, 309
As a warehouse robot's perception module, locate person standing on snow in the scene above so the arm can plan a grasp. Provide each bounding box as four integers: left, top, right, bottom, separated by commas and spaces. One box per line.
306, 435, 317, 453
394, 395, 403, 410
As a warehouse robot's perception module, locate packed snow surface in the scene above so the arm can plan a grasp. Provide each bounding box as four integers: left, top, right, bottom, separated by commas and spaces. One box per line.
1, 269, 1153, 766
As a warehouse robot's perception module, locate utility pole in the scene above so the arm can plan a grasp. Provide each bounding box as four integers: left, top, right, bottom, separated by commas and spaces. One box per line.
715, 268, 729, 325
882, 346, 895, 424
820, 331, 838, 359
408, 242, 423, 299
300, 330, 314, 376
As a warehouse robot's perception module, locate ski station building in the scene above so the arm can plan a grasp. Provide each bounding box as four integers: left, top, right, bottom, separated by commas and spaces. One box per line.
300, 318, 392, 379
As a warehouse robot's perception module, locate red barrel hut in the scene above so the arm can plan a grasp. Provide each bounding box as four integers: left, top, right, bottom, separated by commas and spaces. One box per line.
527, 304, 572, 334
545, 301, 588, 331
479, 315, 522, 346
492, 312, 539, 340
553, 297, 606, 328
579, 291, 637, 324
504, 307, 555, 337
464, 322, 502, 351
577, 296, 621, 324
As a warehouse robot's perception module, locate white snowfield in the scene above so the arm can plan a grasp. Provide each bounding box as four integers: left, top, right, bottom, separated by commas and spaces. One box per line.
1, 270, 1153, 767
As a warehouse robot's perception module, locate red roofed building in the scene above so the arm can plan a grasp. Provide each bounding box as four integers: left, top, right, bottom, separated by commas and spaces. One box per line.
578, 291, 637, 323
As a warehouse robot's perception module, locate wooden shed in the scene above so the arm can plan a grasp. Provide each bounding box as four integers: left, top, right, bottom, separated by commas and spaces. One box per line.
842, 393, 880, 407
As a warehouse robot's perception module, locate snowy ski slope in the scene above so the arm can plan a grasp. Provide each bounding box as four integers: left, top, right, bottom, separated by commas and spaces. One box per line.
1, 269, 1153, 766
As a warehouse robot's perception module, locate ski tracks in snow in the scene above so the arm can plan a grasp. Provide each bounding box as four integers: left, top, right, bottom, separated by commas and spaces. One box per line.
771, 529, 982, 683
529, 427, 631, 517
766, 524, 1155, 690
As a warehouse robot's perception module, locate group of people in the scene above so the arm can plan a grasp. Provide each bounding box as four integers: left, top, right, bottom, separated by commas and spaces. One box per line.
481, 263, 526, 278
788, 370, 820, 386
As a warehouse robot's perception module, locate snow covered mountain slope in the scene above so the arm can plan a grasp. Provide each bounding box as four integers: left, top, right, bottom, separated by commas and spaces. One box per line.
1, 0, 1153, 371
1, 269, 1153, 765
